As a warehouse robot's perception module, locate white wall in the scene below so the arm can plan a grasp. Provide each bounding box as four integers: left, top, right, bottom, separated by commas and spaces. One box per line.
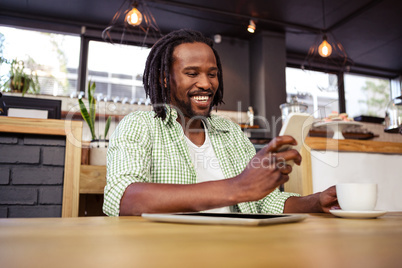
311, 151, 402, 211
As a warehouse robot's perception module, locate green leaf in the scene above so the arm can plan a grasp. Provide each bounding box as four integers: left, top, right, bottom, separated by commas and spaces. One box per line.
78, 81, 111, 141
88, 81, 96, 129
104, 116, 112, 139
78, 98, 96, 140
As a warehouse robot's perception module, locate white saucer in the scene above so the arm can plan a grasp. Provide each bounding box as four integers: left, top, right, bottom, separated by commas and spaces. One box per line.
329, 209, 387, 219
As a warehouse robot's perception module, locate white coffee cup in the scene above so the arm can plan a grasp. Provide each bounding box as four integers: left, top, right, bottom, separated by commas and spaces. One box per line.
336, 183, 377, 211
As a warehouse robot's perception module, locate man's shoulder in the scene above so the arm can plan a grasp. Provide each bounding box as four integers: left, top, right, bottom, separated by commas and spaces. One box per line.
208, 113, 242, 132
125, 110, 155, 119
117, 110, 159, 129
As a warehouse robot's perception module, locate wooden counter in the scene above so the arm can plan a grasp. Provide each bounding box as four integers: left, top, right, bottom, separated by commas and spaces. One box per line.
304, 136, 402, 154
80, 137, 402, 202
0, 117, 83, 217
1, 213, 401, 268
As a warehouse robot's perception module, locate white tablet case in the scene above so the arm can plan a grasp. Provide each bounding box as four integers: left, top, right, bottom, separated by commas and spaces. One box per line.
142, 213, 307, 226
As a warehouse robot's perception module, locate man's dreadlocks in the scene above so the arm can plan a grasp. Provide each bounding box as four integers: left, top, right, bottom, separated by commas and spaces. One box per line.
143, 29, 224, 120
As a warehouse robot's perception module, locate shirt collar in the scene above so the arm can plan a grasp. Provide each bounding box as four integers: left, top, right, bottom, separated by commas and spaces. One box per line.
161, 105, 178, 126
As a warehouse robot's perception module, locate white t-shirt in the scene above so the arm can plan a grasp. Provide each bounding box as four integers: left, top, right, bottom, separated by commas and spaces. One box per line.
184, 125, 231, 213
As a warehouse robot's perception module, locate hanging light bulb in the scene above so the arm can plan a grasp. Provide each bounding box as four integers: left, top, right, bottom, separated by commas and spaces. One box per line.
247, 20, 256, 33
318, 35, 332, 57
125, 6, 143, 26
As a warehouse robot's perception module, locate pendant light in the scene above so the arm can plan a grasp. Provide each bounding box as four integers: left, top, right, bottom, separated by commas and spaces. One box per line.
102, 0, 161, 46
125, 5, 143, 26
318, 35, 332, 57
302, 0, 352, 72
317, 0, 331, 58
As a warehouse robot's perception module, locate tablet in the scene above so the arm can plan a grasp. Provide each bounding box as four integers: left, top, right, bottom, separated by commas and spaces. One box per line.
141, 212, 307, 226
278, 112, 314, 164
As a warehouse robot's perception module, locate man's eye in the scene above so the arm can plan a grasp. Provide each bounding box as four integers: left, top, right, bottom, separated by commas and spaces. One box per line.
208, 73, 217, 78
187, 73, 197, 77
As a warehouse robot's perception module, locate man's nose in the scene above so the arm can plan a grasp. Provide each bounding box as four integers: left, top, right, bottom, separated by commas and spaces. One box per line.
196, 74, 211, 89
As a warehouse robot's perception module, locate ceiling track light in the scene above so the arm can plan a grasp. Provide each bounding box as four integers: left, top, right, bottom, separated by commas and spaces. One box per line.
247, 20, 256, 33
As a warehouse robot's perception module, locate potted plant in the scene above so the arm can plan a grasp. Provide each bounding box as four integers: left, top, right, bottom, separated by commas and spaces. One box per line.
79, 81, 112, 166
3, 59, 40, 96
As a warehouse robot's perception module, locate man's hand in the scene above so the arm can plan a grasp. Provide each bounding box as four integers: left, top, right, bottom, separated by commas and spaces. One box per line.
317, 186, 339, 213
231, 135, 302, 203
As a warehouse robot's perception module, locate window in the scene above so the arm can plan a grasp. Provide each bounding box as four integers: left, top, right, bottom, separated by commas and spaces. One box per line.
344, 74, 391, 118
285, 67, 339, 118
0, 26, 80, 96
87, 41, 151, 103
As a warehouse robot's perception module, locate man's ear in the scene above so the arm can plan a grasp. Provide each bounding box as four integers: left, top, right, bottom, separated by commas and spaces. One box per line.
160, 74, 167, 88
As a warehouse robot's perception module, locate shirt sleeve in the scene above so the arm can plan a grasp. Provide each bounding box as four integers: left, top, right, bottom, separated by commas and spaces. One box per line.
257, 188, 300, 214
103, 113, 152, 216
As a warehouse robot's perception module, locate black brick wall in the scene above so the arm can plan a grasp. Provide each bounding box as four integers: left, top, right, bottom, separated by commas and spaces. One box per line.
0, 133, 66, 218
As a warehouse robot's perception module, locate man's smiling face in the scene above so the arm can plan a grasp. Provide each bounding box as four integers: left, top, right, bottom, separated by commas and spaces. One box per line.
169, 42, 219, 119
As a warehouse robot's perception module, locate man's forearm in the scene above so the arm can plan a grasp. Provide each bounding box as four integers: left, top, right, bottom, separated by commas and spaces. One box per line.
119, 180, 239, 216
283, 193, 322, 213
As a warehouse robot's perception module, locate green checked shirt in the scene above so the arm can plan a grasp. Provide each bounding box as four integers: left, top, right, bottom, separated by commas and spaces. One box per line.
103, 106, 299, 216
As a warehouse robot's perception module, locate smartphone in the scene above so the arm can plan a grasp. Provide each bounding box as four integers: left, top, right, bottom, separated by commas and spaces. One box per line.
277, 112, 314, 164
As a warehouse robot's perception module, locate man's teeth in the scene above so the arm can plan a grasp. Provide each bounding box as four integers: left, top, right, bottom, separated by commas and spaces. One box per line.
193, 96, 209, 101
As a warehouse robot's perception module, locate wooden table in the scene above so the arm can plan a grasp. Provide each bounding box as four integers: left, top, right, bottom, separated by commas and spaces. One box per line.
1, 213, 401, 268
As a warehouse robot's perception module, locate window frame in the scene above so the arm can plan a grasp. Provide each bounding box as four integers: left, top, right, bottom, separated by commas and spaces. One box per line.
286, 63, 396, 117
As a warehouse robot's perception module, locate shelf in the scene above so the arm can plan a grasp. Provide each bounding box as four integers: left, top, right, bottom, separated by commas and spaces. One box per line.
80, 165, 106, 194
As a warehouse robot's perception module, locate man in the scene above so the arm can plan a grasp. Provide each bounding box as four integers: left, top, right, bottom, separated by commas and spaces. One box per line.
103, 29, 337, 216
